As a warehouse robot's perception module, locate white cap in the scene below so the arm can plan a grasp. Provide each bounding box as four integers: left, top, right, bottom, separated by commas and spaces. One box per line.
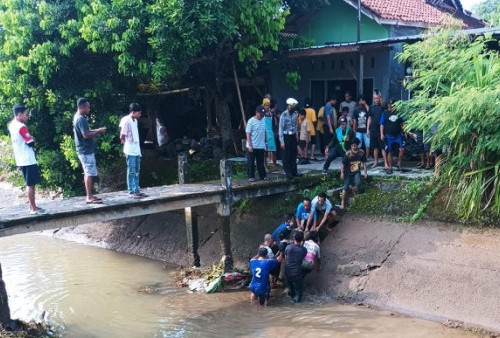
286, 98, 298, 106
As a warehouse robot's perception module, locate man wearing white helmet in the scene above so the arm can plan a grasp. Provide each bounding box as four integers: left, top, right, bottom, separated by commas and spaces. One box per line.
279, 98, 299, 179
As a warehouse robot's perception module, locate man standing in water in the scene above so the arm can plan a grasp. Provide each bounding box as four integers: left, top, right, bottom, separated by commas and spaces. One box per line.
249, 248, 280, 306
73, 98, 107, 204
285, 231, 307, 303
8, 104, 46, 215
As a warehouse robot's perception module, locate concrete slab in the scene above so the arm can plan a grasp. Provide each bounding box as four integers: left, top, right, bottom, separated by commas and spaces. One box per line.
230, 157, 433, 180
311, 215, 500, 333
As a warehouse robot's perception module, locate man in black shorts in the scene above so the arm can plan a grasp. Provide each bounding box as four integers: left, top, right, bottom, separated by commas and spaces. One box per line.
8, 104, 46, 215
367, 93, 387, 169
380, 99, 405, 174
340, 138, 367, 209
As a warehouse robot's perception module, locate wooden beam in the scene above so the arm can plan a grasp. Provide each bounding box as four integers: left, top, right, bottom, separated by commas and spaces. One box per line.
184, 206, 200, 267
137, 87, 205, 97
288, 46, 359, 58
233, 60, 247, 129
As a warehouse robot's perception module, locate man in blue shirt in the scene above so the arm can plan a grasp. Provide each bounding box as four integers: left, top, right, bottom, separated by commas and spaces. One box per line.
295, 197, 316, 231
249, 248, 280, 306
271, 213, 295, 255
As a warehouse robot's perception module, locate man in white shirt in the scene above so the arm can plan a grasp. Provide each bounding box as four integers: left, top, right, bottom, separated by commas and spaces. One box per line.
120, 103, 147, 199
8, 104, 45, 215
340, 92, 357, 126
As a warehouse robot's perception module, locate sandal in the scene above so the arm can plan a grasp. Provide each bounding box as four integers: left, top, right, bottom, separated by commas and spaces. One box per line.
86, 198, 103, 204
416, 163, 424, 168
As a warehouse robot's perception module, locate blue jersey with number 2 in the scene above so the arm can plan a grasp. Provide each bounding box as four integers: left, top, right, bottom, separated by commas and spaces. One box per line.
249, 259, 279, 295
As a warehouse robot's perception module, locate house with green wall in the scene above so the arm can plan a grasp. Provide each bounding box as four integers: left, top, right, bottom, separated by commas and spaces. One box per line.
269, 0, 484, 110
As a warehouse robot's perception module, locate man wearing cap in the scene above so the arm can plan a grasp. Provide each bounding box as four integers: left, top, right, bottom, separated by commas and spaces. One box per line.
322, 116, 355, 174
246, 105, 267, 181
279, 98, 299, 179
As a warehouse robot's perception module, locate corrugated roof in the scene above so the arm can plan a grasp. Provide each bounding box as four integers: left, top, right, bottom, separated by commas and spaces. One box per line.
288, 27, 500, 57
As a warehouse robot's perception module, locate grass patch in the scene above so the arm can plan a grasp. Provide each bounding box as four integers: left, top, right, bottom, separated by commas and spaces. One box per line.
349, 178, 436, 221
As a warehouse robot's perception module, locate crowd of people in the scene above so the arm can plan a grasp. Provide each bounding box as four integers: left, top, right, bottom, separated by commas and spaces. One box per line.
249, 192, 340, 306
246, 91, 439, 207
246, 91, 440, 306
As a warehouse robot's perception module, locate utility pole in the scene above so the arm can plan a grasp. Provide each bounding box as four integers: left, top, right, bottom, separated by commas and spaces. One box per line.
357, 0, 364, 97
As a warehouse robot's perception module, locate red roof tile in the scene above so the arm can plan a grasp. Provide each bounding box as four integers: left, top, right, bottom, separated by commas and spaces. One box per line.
360, 0, 484, 28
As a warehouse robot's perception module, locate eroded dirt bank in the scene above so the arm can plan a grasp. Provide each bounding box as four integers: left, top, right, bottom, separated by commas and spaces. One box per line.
48, 208, 500, 333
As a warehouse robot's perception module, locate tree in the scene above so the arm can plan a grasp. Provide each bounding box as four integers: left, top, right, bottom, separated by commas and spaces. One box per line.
472, 0, 500, 27
0, 0, 135, 194
397, 25, 500, 218
78, 0, 289, 153
0, 0, 329, 193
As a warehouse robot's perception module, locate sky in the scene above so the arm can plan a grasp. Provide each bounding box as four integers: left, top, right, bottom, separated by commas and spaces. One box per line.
461, 0, 483, 11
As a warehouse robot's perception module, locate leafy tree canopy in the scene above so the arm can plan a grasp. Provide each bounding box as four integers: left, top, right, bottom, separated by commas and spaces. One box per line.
472, 0, 500, 27
0, 0, 330, 193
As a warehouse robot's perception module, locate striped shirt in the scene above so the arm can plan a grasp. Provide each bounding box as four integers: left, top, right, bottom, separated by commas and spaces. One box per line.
279, 109, 298, 144
246, 116, 266, 149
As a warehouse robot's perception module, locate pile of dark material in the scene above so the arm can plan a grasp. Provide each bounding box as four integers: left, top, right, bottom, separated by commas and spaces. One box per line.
160, 136, 224, 160
1, 319, 55, 337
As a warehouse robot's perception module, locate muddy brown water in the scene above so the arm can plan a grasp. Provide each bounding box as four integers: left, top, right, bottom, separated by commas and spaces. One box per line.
0, 233, 478, 337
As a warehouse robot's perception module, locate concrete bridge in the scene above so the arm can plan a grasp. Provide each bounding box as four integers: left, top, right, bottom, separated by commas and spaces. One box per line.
0, 156, 327, 269
0, 155, 431, 269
